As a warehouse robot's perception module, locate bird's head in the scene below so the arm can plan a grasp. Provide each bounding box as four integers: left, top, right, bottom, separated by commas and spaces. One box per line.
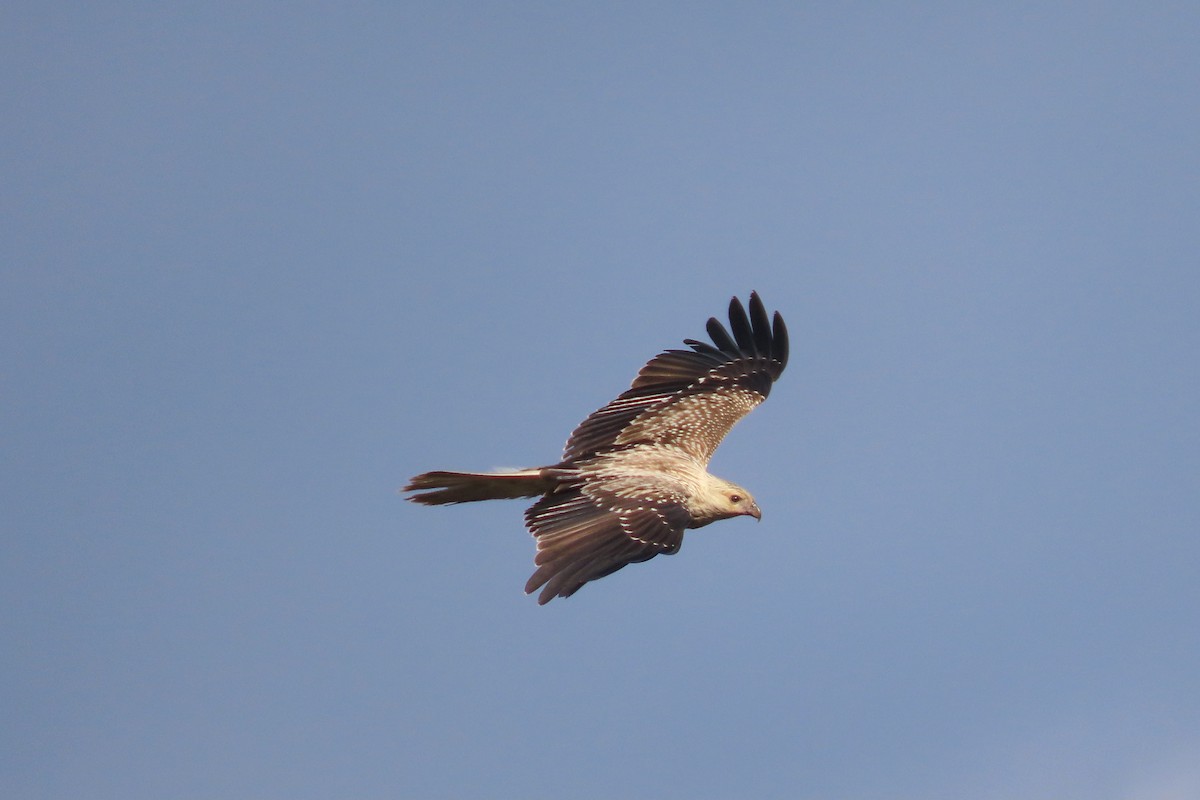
693, 475, 761, 525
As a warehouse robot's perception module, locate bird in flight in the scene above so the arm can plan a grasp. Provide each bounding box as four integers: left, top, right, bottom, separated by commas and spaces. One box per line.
405, 292, 789, 604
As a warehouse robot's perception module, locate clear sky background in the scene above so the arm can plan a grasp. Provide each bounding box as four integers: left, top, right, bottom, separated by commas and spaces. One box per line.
4, 3, 1199, 799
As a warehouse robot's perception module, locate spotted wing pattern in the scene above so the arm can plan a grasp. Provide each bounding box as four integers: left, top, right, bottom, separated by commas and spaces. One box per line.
562, 292, 788, 464
523, 483, 691, 605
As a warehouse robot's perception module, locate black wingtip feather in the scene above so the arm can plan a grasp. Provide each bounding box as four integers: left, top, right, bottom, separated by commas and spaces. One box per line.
683, 338, 727, 360
727, 296, 756, 353
772, 311, 789, 372
706, 317, 739, 354
748, 292, 772, 357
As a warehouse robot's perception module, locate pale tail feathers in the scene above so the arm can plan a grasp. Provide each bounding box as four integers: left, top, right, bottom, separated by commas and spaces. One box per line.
403, 468, 554, 505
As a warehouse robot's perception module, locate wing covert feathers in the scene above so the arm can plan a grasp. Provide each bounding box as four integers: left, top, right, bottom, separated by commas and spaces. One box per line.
563, 291, 788, 463
523, 487, 689, 604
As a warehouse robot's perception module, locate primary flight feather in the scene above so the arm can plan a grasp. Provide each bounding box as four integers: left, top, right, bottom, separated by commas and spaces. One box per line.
404, 292, 789, 604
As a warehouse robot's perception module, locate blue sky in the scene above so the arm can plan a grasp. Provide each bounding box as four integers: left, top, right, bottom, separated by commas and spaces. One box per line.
4, 3, 1199, 798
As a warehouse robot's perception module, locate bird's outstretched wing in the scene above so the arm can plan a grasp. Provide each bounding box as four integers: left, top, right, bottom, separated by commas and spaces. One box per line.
523, 482, 691, 604
563, 292, 789, 464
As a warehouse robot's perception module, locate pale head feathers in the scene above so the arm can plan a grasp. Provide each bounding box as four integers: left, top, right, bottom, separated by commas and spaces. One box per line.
687, 473, 761, 526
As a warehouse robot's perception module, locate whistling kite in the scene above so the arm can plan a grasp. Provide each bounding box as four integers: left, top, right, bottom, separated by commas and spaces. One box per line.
405, 292, 788, 604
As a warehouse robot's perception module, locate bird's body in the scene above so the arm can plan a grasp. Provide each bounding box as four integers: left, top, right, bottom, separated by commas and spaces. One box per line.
405, 292, 788, 603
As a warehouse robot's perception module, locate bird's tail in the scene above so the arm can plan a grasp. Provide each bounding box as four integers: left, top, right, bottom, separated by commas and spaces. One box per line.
403, 468, 555, 505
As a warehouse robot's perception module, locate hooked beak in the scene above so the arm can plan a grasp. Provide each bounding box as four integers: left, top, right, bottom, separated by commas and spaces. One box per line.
748, 503, 762, 522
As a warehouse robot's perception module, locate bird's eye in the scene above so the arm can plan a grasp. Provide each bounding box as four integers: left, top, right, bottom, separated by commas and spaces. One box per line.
730, 494, 742, 503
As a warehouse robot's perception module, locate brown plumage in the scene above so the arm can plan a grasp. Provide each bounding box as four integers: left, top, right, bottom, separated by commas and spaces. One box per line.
404, 292, 789, 604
